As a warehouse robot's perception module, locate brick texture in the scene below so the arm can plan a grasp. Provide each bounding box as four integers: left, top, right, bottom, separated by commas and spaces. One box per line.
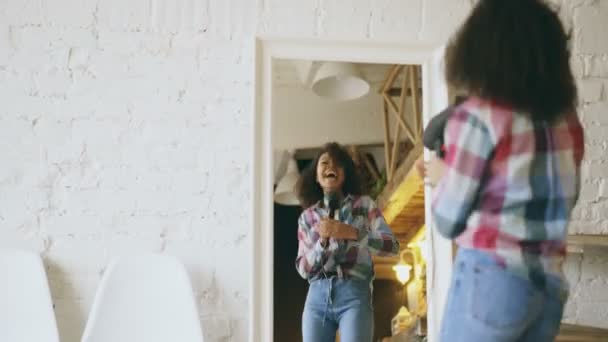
0, 0, 607, 340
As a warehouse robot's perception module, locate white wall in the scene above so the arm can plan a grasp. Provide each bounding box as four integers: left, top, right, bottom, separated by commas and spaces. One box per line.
0, 0, 607, 341
273, 87, 389, 150
0, 1, 255, 341
557, 0, 608, 327
272, 62, 406, 151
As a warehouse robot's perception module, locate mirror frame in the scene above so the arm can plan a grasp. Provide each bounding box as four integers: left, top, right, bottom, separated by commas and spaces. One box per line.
251, 37, 451, 342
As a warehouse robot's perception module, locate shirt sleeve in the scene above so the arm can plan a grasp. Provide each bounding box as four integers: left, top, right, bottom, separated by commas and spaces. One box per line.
295, 211, 339, 279
431, 107, 495, 239
359, 197, 400, 256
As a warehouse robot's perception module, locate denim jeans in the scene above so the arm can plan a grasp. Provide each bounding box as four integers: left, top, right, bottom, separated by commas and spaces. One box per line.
302, 277, 374, 342
441, 248, 567, 342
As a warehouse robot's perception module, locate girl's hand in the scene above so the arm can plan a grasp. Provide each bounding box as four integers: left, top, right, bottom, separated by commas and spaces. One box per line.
415, 156, 425, 179
425, 155, 447, 187
319, 219, 359, 240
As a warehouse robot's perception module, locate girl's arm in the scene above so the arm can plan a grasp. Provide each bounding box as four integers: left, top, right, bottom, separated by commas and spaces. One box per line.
431, 106, 495, 239
359, 197, 400, 257
295, 212, 338, 279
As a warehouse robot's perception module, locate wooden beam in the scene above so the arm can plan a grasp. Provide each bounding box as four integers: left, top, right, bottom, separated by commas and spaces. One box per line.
383, 93, 416, 143
382, 169, 424, 226
385, 87, 413, 97
360, 153, 380, 182
378, 141, 424, 210
410, 65, 421, 141
389, 65, 410, 178
399, 66, 410, 125
415, 66, 423, 136
381, 65, 403, 93
378, 143, 426, 246
384, 93, 399, 114
389, 118, 401, 178
382, 100, 392, 180
557, 324, 608, 341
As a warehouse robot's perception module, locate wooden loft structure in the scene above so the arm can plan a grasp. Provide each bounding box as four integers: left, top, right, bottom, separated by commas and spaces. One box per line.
368, 64, 427, 279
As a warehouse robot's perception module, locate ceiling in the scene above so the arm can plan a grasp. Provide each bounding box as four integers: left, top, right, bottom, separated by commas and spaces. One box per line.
272, 59, 393, 91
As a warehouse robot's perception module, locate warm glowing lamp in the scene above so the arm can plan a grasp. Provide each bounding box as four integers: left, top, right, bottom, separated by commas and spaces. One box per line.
393, 249, 420, 285
393, 263, 412, 285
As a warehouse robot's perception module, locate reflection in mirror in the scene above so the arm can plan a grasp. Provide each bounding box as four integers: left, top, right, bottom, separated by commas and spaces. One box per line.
272, 58, 427, 342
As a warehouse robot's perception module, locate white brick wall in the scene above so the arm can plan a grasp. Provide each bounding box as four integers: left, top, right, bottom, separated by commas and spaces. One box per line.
0, 0, 607, 341
557, 0, 608, 327
564, 248, 608, 328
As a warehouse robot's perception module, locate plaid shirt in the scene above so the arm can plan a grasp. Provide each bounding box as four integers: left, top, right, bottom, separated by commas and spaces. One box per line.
295, 195, 400, 281
432, 97, 584, 287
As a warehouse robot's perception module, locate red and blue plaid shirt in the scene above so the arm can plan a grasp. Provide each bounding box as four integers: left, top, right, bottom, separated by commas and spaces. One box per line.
295, 195, 400, 281
432, 97, 584, 287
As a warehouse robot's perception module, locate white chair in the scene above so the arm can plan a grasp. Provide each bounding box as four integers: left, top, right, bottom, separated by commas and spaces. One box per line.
0, 248, 60, 342
82, 254, 204, 342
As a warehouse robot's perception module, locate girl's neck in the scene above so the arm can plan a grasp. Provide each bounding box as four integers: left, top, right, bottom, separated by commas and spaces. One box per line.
323, 191, 343, 207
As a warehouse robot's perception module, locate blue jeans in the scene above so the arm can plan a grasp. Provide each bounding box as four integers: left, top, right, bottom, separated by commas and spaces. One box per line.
441, 248, 567, 342
302, 277, 374, 342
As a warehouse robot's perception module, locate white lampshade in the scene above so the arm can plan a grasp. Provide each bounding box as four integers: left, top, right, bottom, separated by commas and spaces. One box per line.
274, 157, 300, 206
311, 62, 370, 101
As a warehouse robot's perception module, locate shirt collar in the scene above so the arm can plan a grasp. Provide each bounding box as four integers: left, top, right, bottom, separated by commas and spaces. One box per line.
314, 194, 356, 209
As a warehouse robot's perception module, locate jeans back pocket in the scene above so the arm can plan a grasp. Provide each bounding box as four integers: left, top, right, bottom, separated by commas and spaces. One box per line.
470, 263, 540, 330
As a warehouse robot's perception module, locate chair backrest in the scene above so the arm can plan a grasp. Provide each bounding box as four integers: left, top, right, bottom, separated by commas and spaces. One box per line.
82, 254, 204, 342
0, 248, 60, 342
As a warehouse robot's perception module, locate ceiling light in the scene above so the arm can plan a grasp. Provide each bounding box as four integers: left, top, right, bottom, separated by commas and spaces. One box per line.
311, 62, 370, 101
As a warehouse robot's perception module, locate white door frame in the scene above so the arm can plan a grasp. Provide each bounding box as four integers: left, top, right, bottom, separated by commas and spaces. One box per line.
250, 37, 452, 342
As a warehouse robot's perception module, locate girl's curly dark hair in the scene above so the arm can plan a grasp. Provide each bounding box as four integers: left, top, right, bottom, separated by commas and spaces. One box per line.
296, 142, 364, 208
445, 0, 577, 122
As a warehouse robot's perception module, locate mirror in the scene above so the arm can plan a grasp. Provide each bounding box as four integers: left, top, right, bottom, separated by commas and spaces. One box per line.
272, 58, 428, 342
